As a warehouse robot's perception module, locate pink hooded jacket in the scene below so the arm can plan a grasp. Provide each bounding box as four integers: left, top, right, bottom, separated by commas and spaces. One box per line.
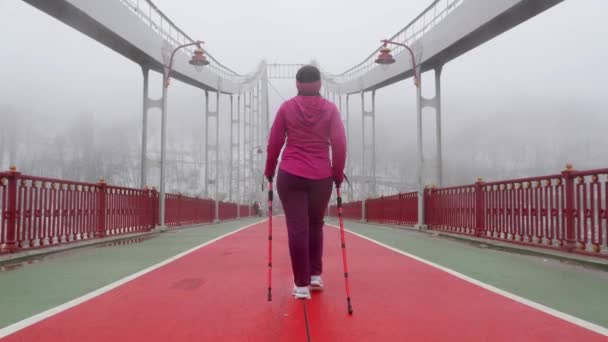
264, 95, 346, 184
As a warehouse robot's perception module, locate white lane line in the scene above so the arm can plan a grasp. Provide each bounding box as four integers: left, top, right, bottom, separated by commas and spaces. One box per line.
326, 223, 608, 336
0, 219, 266, 339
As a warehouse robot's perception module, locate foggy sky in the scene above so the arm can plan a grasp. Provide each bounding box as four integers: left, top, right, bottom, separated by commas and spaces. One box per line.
1, 0, 608, 190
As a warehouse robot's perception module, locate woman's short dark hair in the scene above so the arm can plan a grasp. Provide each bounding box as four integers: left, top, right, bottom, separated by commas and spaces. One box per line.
296, 65, 321, 83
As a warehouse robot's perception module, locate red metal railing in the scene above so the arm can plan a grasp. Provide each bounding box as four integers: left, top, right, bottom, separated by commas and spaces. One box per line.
239, 204, 251, 218
329, 166, 608, 258
567, 168, 607, 253
427, 168, 608, 256
0, 175, 7, 247
366, 191, 418, 225
476, 175, 565, 245
329, 201, 362, 221
430, 168, 608, 257
165, 194, 215, 227
328, 205, 337, 217
345, 201, 363, 221
219, 201, 238, 221
426, 184, 476, 235
0, 169, 252, 254
104, 184, 156, 236
0, 172, 120, 250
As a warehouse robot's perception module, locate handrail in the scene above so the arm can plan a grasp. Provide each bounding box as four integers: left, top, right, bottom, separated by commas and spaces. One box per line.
482, 174, 563, 187
118, 0, 259, 84
117, 0, 463, 89
570, 168, 608, 177
324, 0, 464, 84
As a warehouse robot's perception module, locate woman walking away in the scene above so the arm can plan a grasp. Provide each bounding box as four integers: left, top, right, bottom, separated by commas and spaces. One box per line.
264, 65, 347, 300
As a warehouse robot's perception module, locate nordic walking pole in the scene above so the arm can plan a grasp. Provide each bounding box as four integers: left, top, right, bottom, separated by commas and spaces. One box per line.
267, 178, 273, 301
336, 185, 354, 315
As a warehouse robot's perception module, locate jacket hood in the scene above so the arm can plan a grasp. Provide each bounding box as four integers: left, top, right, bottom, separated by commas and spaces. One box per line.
292, 96, 328, 126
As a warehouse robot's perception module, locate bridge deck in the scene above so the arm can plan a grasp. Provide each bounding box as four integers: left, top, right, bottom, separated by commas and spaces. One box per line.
0, 218, 606, 341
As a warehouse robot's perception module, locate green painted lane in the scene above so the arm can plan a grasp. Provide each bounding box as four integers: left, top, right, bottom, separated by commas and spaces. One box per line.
327, 219, 608, 329
0, 219, 262, 328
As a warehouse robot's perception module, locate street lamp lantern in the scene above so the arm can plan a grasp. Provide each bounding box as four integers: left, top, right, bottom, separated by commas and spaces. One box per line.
375, 47, 395, 68
189, 47, 209, 71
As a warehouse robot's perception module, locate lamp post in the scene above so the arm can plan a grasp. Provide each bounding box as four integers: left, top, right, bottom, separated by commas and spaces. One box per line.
159, 41, 209, 229
375, 39, 426, 229
247, 145, 264, 207
254, 144, 264, 190
375, 40, 420, 86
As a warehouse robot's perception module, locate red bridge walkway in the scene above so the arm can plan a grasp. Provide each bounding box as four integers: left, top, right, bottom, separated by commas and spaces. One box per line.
0, 218, 605, 341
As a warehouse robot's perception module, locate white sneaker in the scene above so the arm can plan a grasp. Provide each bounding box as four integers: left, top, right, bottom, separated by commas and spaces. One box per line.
292, 285, 311, 300
310, 275, 324, 291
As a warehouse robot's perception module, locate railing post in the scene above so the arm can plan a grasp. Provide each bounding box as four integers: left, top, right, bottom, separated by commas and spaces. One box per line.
151, 186, 158, 229
5, 166, 20, 252
214, 200, 220, 223
144, 186, 152, 231
176, 193, 182, 226
475, 178, 485, 237
96, 177, 107, 238
361, 198, 366, 222
562, 164, 577, 250
424, 186, 432, 227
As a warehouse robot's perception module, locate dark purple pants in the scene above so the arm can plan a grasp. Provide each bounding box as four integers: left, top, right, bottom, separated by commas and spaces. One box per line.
277, 169, 333, 287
